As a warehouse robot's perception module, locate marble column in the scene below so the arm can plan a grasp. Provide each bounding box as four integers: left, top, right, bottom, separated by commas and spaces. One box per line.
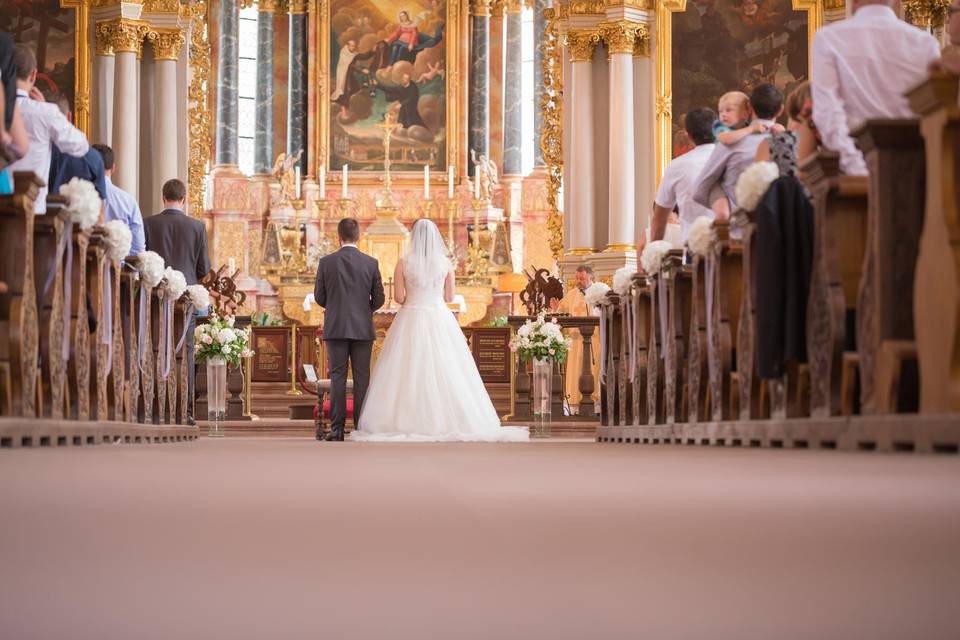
287, 2, 308, 173
215, 0, 239, 165
93, 34, 114, 146
502, 7, 523, 176
565, 30, 599, 254
469, 0, 492, 175
533, 0, 547, 168
150, 29, 186, 192
254, 6, 275, 174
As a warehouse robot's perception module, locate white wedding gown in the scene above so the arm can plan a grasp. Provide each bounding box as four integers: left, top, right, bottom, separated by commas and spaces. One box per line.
350, 262, 528, 443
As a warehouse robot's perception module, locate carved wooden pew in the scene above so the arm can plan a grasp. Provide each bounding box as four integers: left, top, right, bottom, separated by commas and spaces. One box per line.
802, 151, 869, 417
852, 120, 926, 414
120, 257, 141, 422
686, 252, 710, 422
64, 220, 96, 420
616, 290, 634, 426
602, 293, 622, 427
173, 295, 190, 425
151, 282, 172, 424
907, 72, 960, 414
733, 211, 769, 421
85, 228, 110, 421
0, 173, 42, 417
646, 273, 666, 425
630, 274, 650, 425
137, 274, 157, 424
705, 221, 743, 421
663, 251, 693, 424
108, 257, 126, 422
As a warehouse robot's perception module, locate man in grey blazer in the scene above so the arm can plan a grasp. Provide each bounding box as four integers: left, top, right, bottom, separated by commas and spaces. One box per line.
144, 178, 211, 425
314, 218, 386, 441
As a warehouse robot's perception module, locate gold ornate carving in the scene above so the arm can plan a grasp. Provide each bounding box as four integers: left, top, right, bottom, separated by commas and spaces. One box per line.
905, 0, 951, 29
604, 0, 655, 8
566, 29, 601, 62
188, 0, 212, 217
95, 27, 115, 56
258, 0, 278, 11
471, 0, 493, 16
143, 0, 182, 12
656, 94, 671, 119
95, 18, 150, 55
148, 28, 186, 61
599, 20, 649, 56
570, 0, 605, 14
288, 0, 308, 13
61, 1, 91, 135
542, 8, 564, 262
822, 0, 844, 8
92, 0, 144, 6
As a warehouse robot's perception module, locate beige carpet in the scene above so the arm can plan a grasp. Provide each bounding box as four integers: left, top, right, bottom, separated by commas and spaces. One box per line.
1, 438, 959, 639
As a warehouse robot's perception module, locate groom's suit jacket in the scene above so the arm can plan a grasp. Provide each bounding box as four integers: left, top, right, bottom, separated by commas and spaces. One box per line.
314, 245, 386, 341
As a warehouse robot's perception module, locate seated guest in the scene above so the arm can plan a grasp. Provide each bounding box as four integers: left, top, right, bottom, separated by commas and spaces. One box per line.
811, 0, 940, 176
550, 265, 601, 415
0, 31, 29, 195
49, 146, 107, 202
6, 44, 88, 213
930, 0, 960, 74
692, 83, 784, 214
754, 82, 821, 178
652, 107, 718, 244
93, 143, 144, 255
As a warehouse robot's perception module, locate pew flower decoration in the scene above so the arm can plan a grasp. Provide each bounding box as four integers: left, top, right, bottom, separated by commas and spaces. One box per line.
163, 267, 188, 301
138, 251, 165, 288
612, 267, 635, 296
59, 177, 101, 230
194, 312, 254, 368
734, 161, 779, 212
640, 240, 673, 275
510, 313, 571, 363
102, 220, 133, 262
687, 216, 714, 258
186, 284, 210, 312
584, 281, 611, 308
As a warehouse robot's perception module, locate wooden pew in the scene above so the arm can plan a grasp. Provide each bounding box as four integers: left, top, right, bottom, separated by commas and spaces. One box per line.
602, 292, 622, 427
0, 172, 42, 417
663, 251, 693, 424
852, 120, 926, 414
86, 227, 110, 421
686, 252, 710, 422
120, 257, 141, 422
152, 282, 172, 424
65, 221, 96, 420
174, 296, 190, 425
734, 211, 769, 421
109, 257, 126, 422
138, 276, 157, 424
906, 72, 960, 414
802, 151, 869, 417
646, 274, 666, 425
705, 221, 743, 421
630, 275, 651, 425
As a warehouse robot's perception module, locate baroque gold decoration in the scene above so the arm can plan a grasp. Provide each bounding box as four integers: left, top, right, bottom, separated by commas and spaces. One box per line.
288, 0, 308, 14
187, 0, 212, 217
905, 0, 951, 29
566, 29, 600, 63
62, 0, 91, 135
541, 7, 564, 262
143, 0, 182, 12
570, 0, 605, 14
148, 28, 186, 61
599, 20, 649, 56
95, 26, 115, 57
471, 0, 493, 16
258, 0, 278, 11
95, 18, 150, 55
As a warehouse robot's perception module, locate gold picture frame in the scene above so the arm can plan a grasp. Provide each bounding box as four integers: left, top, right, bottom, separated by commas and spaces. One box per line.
655, 0, 824, 182
314, 0, 466, 184
61, 0, 91, 136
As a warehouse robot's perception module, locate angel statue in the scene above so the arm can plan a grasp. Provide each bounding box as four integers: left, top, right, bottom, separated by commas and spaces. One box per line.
272, 148, 304, 204
470, 149, 498, 202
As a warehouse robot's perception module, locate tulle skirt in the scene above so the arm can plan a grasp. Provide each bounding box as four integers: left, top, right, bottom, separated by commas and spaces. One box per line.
350, 301, 528, 443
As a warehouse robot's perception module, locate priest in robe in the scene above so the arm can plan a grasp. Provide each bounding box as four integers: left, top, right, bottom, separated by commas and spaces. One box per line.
551, 265, 601, 415
378, 73, 426, 130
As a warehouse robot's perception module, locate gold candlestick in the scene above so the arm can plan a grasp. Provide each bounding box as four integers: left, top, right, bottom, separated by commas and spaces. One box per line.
445, 199, 460, 248
286, 324, 302, 396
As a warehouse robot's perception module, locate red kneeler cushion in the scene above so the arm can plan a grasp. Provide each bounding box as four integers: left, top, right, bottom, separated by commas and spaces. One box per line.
313, 399, 354, 419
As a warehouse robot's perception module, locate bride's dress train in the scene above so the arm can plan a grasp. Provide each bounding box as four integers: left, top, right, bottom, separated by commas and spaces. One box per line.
350, 223, 527, 442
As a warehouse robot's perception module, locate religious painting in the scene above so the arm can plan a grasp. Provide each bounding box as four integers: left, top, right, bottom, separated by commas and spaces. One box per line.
317, 0, 461, 180
669, 0, 811, 157
0, 0, 79, 121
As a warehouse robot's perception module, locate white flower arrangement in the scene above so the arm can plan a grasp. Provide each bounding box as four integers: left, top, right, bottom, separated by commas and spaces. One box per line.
163, 267, 188, 301
734, 161, 779, 213
584, 281, 611, 307
687, 216, 714, 258
509, 313, 572, 363
59, 177, 101, 230
138, 250, 165, 288
194, 312, 254, 368
102, 220, 133, 262
187, 284, 210, 311
612, 267, 635, 296
640, 240, 673, 275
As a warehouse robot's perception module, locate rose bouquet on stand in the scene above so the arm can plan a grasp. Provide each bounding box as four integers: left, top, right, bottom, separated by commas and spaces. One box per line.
510, 313, 572, 438
194, 313, 254, 436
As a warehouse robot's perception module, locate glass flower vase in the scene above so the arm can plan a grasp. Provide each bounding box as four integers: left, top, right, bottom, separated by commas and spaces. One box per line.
206, 356, 227, 437
531, 357, 553, 438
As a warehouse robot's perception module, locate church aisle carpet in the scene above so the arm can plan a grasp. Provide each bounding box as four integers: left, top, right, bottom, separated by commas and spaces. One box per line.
1, 439, 959, 639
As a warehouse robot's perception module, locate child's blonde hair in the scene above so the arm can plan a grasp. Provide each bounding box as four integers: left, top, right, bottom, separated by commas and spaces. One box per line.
718, 91, 750, 111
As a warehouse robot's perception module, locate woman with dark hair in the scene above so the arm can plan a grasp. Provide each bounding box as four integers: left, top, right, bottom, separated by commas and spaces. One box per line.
0, 30, 29, 194
754, 81, 819, 173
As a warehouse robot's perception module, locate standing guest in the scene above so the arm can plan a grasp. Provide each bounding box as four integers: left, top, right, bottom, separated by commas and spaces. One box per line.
6, 44, 88, 213
756, 81, 820, 169
692, 83, 784, 214
49, 146, 107, 201
144, 178, 211, 426
1, 31, 30, 194
652, 107, 718, 244
93, 143, 145, 255
550, 265, 601, 415
811, 0, 940, 176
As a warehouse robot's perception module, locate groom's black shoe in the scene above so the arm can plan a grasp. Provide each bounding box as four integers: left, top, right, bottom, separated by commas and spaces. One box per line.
325, 430, 344, 442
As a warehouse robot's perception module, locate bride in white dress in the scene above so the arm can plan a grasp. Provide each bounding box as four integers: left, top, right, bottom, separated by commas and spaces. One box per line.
350, 220, 528, 442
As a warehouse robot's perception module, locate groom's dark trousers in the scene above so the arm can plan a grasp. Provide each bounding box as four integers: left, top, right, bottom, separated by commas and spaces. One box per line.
314, 245, 385, 438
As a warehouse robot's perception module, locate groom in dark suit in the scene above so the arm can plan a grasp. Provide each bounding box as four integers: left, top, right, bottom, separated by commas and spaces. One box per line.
314, 218, 385, 441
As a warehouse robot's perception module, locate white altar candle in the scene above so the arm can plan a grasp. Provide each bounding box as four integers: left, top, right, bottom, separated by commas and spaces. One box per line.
474, 167, 480, 199
319, 165, 326, 199
295, 166, 301, 199
424, 165, 430, 200
447, 165, 454, 199
342, 165, 348, 198
228, 257, 236, 274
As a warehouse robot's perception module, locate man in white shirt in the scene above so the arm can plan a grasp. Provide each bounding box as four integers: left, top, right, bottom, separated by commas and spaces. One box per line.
811, 0, 941, 176
652, 107, 717, 244
93, 143, 145, 255
693, 83, 784, 212
7, 44, 89, 213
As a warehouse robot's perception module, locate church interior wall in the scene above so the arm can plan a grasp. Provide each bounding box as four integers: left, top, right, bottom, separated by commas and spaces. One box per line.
590, 51, 610, 252
488, 14, 506, 173
632, 48, 654, 248
140, 44, 158, 216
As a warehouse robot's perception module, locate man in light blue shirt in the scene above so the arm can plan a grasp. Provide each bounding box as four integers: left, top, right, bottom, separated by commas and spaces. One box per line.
93, 143, 144, 255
